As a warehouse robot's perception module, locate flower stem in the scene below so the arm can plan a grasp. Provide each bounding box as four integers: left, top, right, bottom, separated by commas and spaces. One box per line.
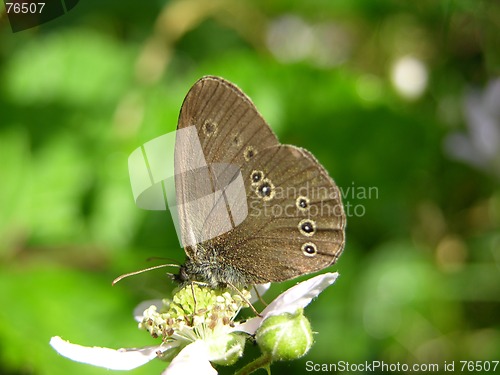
234, 353, 272, 375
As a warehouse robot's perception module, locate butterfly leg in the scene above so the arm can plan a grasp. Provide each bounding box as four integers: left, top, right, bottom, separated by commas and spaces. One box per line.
252, 285, 268, 307
190, 281, 198, 315
227, 281, 262, 317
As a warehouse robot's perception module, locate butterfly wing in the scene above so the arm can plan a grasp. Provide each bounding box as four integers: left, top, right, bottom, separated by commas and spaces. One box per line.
175, 76, 345, 284
174, 76, 279, 255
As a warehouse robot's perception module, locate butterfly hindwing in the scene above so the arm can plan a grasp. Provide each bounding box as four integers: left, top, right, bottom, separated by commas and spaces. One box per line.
206, 144, 345, 283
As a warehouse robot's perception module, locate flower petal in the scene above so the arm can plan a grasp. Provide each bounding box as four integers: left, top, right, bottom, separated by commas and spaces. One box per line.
236, 272, 339, 334
50, 336, 164, 370
262, 272, 339, 316
162, 340, 217, 375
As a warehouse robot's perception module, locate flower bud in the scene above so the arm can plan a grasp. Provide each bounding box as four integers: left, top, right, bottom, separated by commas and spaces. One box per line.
255, 309, 313, 361
207, 333, 246, 366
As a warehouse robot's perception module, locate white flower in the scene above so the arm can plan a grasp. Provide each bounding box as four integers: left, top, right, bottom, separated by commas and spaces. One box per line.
238, 272, 338, 334
444, 78, 500, 177
164, 340, 217, 375
50, 272, 339, 374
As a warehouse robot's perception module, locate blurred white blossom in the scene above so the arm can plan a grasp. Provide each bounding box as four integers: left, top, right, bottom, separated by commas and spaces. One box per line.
445, 78, 500, 177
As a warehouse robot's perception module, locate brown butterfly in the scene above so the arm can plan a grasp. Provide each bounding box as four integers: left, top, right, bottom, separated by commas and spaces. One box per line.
173, 76, 346, 288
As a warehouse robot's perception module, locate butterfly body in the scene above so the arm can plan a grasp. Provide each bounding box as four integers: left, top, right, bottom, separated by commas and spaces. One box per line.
176, 246, 257, 288
174, 77, 346, 288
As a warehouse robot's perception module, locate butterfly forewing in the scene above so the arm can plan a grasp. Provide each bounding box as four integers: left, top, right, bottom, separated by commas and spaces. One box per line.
175, 76, 280, 255
178, 76, 279, 164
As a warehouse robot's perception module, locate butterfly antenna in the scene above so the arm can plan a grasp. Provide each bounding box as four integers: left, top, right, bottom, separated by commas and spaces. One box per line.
112, 263, 181, 285
146, 256, 179, 263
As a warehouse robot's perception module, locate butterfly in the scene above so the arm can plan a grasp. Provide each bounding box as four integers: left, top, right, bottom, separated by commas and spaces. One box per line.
172, 76, 346, 289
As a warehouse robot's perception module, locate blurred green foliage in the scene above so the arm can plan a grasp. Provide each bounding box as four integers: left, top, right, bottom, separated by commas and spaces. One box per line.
0, 0, 499, 374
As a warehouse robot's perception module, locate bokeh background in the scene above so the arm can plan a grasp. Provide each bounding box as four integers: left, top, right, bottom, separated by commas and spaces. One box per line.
1, 0, 499, 374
